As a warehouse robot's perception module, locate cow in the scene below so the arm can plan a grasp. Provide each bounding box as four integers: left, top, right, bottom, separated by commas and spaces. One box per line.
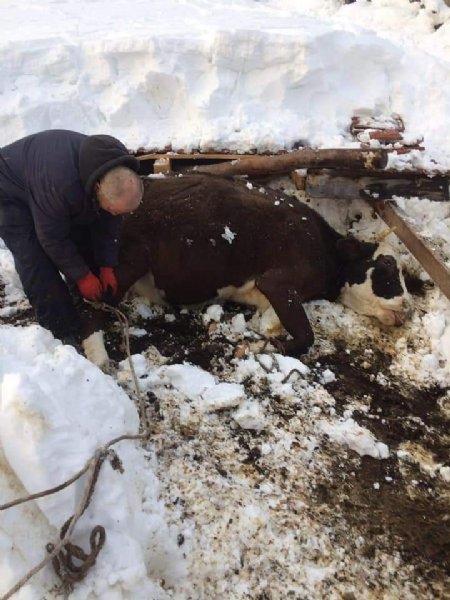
81, 174, 410, 366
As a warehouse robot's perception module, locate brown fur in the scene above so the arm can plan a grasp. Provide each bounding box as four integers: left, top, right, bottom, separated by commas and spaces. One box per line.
100, 174, 374, 354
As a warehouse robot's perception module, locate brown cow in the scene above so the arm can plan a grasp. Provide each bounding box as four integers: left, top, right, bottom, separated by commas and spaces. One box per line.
82, 174, 410, 366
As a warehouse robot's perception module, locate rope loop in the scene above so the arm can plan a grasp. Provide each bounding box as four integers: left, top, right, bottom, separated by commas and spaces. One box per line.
46, 524, 106, 588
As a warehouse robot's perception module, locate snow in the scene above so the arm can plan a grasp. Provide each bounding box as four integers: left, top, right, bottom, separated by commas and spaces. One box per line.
1, 0, 450, 598
319, 417, 390, 459
0, 326, 183, 598
221, 226, 236, 244
233, 399, 267, 431
202, 303, 224, 324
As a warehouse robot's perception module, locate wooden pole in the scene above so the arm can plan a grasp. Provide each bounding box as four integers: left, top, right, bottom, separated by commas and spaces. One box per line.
189, 149, 388, 177
370, 199, 450, 302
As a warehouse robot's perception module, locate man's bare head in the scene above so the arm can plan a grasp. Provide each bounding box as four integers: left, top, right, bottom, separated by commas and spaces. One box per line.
95, 166, 143, 215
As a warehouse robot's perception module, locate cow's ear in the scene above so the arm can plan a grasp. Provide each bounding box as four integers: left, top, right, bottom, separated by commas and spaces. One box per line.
336, 237, 376, 261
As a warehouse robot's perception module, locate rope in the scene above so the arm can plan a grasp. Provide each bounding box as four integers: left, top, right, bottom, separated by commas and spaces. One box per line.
92, 302, 151, 436
0, 302, 150, 600
47, 525, 105, 587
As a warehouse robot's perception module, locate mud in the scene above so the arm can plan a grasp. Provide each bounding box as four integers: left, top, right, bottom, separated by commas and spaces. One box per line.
310, 347, 450, 586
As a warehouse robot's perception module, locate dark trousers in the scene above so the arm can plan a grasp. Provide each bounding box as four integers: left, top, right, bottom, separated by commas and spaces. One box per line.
0, 198, 95, 340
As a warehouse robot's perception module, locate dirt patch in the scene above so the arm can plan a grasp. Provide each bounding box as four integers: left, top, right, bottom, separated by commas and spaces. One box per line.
106, 302, 248, 369
307, 346, 450, 589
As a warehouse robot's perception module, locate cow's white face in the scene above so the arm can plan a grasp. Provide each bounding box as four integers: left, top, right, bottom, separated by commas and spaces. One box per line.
339, 242, 411, 326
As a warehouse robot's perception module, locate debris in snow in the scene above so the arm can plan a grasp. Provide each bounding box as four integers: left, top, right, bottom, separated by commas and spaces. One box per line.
320, 368, 336, 385
231, 313, 247, 334
274, 354, 310, 377
201, 382, 245, 411
233, 399, 266, 431
128, 326, 147, 337
118, 353, 149, 379
376, 372, 389, 386
0, 306, 18, 317
203, 304, 224, 325
161, 363, 216, 399
319, 418, 390, 459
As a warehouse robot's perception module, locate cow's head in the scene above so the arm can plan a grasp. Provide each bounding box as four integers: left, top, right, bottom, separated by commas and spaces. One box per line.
336, 238, 411, 326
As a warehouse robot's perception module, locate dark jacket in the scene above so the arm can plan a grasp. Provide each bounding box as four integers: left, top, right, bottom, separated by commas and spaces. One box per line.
0, 129, 140, 281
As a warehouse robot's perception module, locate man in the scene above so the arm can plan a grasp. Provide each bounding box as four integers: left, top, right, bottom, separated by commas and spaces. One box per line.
0, 129, 143, 344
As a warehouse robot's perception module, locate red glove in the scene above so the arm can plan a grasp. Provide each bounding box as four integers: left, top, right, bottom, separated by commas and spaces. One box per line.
76, 272, 103, 302
99, 267, 118, 296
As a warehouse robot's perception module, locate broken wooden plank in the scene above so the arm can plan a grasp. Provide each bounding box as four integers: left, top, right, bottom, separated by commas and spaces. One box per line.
351, 113, 405, 134
303, 169, 449, 202
368, 199, 450, 302
356, 129, 404, 142
350, 113, 424, 154
188, 149, 389, 177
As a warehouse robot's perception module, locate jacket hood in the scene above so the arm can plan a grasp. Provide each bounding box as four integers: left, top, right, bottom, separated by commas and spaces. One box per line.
79, 134, 140, 195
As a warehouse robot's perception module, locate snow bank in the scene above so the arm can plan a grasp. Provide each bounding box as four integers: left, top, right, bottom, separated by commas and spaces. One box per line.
0, 326, 184, 599
1, 0, 450, 169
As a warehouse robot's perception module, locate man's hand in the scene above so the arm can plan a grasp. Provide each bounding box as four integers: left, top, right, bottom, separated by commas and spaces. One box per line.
76, 272, 103, 302
99, 267, 118, 296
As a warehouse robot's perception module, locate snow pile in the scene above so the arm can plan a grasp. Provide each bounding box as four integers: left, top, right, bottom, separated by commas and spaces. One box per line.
0, 326, 184, 599
1, 0, 450, 169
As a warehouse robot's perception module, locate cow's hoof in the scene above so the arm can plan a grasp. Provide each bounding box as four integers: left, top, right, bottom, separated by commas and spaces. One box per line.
281, 339, 311, 357
82, 330, 110, 370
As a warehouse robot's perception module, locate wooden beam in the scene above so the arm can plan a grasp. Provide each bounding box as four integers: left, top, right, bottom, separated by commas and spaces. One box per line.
189, 149, 389, 177
304, 169, 449, 202
369, 199, 450, 302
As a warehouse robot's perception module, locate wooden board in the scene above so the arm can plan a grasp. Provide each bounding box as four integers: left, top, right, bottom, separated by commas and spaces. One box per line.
303, 169, 449, 202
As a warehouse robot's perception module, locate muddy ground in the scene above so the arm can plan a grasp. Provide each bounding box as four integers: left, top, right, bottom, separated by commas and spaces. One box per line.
1, 278, 449, 598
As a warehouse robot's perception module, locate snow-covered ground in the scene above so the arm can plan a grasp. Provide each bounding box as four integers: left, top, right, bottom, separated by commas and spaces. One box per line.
1, 1, 450, 599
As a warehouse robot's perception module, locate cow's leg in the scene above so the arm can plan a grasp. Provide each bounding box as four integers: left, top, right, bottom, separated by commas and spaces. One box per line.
255, 270, 315, 355
78, 303, 111, 369
114, 239, 152, 299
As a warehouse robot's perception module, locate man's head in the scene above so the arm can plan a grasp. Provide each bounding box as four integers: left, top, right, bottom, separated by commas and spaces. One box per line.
96, 166, 143, 215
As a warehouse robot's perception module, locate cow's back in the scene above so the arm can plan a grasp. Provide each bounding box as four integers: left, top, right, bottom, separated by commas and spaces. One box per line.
120, 175, 340, 304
